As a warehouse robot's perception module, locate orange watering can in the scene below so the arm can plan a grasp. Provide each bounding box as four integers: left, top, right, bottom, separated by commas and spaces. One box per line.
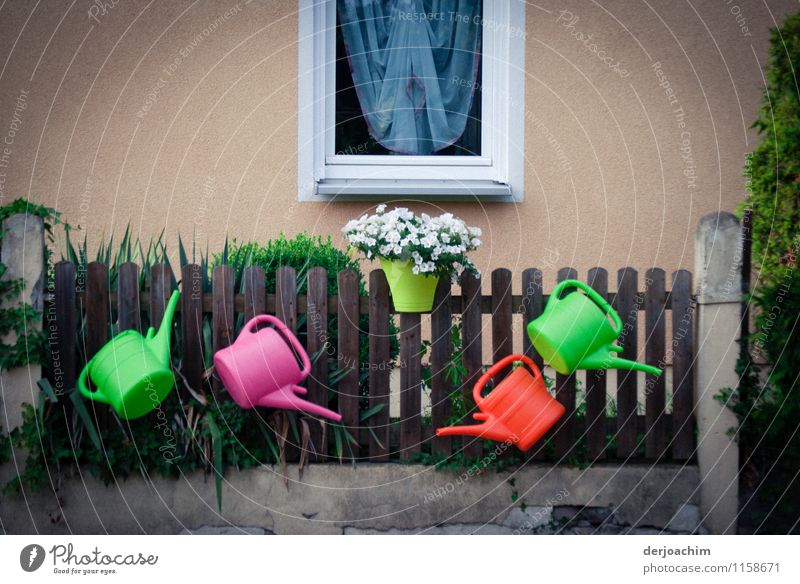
435, 354, 565, 451
527, 279, 662, 376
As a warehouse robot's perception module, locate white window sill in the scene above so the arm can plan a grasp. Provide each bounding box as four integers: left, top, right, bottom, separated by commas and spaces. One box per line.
309, 179, 517, 202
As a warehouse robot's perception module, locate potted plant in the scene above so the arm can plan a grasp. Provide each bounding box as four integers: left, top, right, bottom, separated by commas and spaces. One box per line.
342, 206, 482, 312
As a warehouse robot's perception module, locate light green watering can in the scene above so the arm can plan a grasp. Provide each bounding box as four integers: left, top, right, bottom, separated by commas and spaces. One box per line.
79, 290, 180, 419
527, 280, 661, 376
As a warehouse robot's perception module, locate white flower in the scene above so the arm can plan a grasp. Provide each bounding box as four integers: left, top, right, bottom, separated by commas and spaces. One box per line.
343, 207, 480, 279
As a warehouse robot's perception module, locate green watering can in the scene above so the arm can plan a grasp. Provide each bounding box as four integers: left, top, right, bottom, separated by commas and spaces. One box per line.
79, 290, 180, 419
527, 280, 662, 376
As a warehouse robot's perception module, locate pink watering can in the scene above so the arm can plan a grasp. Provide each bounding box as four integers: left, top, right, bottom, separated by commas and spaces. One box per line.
213, 315, 341, 421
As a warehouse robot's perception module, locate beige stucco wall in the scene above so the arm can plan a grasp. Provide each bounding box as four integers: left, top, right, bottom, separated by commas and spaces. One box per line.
0, 0, 795, 286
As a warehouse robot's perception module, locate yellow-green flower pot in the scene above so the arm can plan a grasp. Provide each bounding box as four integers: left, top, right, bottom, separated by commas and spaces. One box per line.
379, 258, 439, 313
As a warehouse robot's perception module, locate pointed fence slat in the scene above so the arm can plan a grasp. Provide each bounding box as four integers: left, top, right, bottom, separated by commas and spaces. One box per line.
85, 262, 110, 428
615, 268, 640, 458
243, 267, 266, 322
671, 270, 694, 460
399, 312, 422, 461
212, 265, 234, 399
460, 272, 483, 459
586, 268, 608, 460
276, 266, 301, 461
118, 263, 140, 332
54, 261, 77, 403
180, 264, 204, 398
85, 262, 109, 360
491, 268, 513, 377
553, 268, 577, 459
645, 268, 667, 459
431, 279, 453, 457
367, 270, 390, 460
522, 267, 547, 461
150, 263, 174, 329
276, 267, 297, 333
307, 267, 330, 458
337, 269, 360, 458
521, 268, 544, 369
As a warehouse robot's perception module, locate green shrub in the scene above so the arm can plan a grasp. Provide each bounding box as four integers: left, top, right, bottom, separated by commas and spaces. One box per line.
741, 11, 800, 285
720, 10, 800, 532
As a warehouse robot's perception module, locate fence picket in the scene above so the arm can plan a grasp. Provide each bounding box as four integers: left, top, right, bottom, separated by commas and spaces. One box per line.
615, 268, 639, 458
586, 267, 608, 460
553, 268, 577, 459
521, 268, 544, 369
431, 279, 453, 457
645, 268, 667, 459
276, 267, 297, 332
460, 272, 483, 459
84, 262, 110, 428
671, 270, 694, 460
337, 269, 360, 458
491, 268, 513, 375
399, 312, 422, 461
307, 267, 329, 458
212, 265, 234, 399
85, 262, 109, 360
54, 262, 76, 408
180, 264, 204, 399
243, 266, 266, 322
276, 266, 301, 461
118, 263, 140, 332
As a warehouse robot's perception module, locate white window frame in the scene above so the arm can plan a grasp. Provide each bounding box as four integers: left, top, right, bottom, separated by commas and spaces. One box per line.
297, 0, 525, 201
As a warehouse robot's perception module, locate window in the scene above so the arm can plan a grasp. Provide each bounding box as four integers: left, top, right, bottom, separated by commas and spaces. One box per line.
298, 0, 525, 201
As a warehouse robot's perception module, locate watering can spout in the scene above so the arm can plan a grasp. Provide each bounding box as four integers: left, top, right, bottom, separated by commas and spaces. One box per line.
435, 414, 517, 444
579, 348, 662, 376
148, 290, 180, 363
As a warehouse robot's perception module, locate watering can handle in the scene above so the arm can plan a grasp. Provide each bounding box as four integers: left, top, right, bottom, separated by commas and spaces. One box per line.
550, 279, 623, 336
243, 315, 311, 379
472, 354, 541, 406
78, 360, 110, 405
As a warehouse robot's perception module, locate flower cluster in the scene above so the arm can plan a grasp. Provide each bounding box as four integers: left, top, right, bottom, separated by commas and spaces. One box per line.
342, 205, 482, 280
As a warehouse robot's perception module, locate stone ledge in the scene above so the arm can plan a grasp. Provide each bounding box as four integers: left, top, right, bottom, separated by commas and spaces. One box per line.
0, 463, 700, 534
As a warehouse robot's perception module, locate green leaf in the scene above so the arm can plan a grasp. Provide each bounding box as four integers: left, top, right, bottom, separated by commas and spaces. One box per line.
359, 403, 385, 422
206, 413, 224, 512
69, 390, 102, 452
37, 378, 58, 403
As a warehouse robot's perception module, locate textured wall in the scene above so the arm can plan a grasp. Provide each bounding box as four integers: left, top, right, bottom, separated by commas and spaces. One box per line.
0, 0, 795, 287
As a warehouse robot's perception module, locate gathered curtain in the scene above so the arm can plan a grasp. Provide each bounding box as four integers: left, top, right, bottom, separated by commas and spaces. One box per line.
338, 0, 482, 155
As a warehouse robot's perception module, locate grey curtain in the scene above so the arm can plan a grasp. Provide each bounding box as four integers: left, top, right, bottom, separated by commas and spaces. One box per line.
338, 0, 482, 155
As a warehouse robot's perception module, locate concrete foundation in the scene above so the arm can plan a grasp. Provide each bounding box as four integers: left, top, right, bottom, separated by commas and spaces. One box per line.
0, 463, 700, 535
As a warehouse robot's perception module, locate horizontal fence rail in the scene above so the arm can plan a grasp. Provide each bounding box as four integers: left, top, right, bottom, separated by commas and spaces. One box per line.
55, 261, 696, 464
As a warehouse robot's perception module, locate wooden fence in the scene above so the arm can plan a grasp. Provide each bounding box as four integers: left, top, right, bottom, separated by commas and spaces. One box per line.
51, 261, 695, 464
